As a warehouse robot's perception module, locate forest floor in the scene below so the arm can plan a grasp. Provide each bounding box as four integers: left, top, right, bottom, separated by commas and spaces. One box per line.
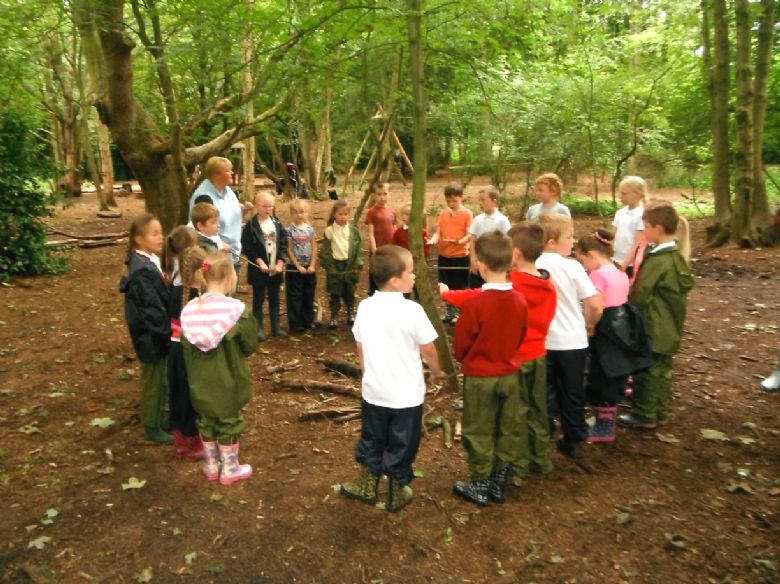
0, 177, 778, 584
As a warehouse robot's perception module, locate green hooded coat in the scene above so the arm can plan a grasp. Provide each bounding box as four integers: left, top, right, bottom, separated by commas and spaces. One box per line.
182, 309, 259, 419
629, 246, 694, 355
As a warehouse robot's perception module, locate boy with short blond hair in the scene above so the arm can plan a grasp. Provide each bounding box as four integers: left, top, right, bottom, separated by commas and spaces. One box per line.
536, 213, 602, 461
452, 231, 528, 506
619, 205, 694, 429
468, 186, 511, 288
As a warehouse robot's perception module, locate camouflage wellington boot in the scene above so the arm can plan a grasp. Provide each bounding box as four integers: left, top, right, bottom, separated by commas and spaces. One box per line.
387, 478, 413, 513
339, 465, 379, 504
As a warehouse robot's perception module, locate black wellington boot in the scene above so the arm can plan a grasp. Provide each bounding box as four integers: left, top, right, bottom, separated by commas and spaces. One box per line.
453, 477, 491, 506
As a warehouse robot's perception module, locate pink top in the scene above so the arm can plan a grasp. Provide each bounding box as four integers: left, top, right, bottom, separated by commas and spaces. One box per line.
589, 264, 629, 308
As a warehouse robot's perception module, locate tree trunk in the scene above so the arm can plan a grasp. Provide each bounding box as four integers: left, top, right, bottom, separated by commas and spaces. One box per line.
751, 0, 775, 234
97, 120, 117, 207
406, 0, 459, 393
323, 87, 333, 174
704, 0, 732, 243
313, 87, 332, 194
47, 35, 83, 198
730, 0, 757, 246
242, 0, 256, 203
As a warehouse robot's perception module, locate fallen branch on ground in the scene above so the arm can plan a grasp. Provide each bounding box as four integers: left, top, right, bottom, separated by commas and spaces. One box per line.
298, 406, 360, 422
266, 359, 301, 374
323, 359, 362, 379
44, 224, 128, 240
273, 379, 361, 399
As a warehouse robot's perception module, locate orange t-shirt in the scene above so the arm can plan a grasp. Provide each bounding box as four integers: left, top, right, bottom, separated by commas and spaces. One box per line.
437, 207, 473, 258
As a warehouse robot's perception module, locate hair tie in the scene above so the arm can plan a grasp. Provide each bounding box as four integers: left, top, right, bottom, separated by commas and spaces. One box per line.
593, 231, 611, 246
201, 261, 210, 272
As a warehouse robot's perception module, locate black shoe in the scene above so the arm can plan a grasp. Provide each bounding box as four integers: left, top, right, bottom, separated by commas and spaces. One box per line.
328, 319, 338, 330
453, 477, 491, 506
556, 438, 582, 460
488, 467, 510, 503
617, 413, 657, 429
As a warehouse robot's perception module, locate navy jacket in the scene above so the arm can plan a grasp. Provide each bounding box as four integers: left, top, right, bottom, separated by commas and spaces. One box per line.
119, 252, 171, 363
241, 214, 288, 287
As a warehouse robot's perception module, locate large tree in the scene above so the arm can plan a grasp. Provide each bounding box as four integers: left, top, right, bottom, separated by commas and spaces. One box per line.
70, 0, 344, 230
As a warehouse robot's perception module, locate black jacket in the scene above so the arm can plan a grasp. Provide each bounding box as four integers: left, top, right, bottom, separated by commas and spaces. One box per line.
592, 303, 654, 378
119, 252, 171, 363
241, 214, 288, 287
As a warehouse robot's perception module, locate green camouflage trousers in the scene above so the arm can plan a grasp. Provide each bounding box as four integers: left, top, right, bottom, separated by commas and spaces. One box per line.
462, 372, 524, 480
631, 353, 674, 424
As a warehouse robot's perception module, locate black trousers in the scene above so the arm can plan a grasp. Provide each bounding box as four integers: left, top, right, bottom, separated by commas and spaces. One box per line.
546, 348, 588, 443
438, 255, 470, 290
251, 275, 282, 322
585, 338, 628, 407
167, 342, 198, 437
286, 268, 316, 331
355, 400, 423, 485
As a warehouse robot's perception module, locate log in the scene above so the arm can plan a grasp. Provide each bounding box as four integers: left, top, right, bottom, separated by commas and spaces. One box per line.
78, 238, 125, 248
322, 359, 362, 380
96, 210, 122, 218
44, 225, 129, 240
274, 379, 361, 399
298, 406, 360, 422
46, 238, 79, 248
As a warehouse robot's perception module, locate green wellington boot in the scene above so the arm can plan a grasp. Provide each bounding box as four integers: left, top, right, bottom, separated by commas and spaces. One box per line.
339, 465, 379, 504
387, 478, 413, 513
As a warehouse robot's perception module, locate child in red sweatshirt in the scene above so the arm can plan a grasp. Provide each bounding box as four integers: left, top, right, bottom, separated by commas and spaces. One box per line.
450, 231, 528, 506
441, 223, 557, 478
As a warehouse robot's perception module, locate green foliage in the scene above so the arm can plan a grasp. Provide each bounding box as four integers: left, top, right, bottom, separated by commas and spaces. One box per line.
562, 193, 617, 217
0, 112, 69, 281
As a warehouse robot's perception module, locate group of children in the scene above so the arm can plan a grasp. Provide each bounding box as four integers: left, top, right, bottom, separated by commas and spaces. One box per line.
338, 173, 694, 511
119, 170, 694, 505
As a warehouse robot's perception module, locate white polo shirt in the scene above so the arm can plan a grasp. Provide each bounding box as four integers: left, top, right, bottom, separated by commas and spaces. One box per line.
536, 251, 598, 351
612, 205, 644, 264
468, 210, 511, 238
352, 291, 438, 408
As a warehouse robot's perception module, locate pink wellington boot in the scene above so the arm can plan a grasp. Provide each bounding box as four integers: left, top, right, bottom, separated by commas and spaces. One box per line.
201, 440, 220, 481
587, 406, 617, 443
218, 442, 252, 485
173, 430, 188, 459
181, 435, 205, 461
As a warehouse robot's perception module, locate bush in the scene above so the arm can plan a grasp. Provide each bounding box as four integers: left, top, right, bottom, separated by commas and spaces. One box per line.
0, 111, 69, 281
562, 192, 618, 217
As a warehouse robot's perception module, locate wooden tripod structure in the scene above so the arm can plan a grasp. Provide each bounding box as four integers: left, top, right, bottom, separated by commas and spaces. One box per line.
343, 103, 414, 194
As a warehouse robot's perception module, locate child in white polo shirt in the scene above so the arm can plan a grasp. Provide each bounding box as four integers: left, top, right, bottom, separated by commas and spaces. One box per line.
339, 245, 445, 512
536, 213, 603, 461
468, 185, 511, 288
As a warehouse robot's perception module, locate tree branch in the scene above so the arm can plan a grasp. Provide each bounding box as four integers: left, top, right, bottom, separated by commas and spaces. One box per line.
181, 95, 289, 166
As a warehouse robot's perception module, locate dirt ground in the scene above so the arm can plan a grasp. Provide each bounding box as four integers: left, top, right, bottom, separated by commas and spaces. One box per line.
0, 178, 778, 584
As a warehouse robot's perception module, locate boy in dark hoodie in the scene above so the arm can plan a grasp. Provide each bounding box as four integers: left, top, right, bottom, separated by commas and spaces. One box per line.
618, 205, 694, 429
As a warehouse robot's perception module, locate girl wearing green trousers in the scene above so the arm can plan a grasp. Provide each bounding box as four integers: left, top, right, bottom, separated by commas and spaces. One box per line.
180, 250, 259, 485
119, 214, 173, 444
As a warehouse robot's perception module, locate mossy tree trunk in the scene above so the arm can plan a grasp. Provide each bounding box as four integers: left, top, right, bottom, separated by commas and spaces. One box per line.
406, 0, 459, 393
